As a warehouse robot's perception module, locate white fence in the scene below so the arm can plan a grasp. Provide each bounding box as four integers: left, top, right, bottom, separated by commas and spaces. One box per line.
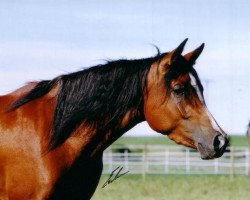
102, 145, 250, 175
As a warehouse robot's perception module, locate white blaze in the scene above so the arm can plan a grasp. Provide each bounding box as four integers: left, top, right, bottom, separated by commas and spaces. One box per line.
189, 73, 225, 136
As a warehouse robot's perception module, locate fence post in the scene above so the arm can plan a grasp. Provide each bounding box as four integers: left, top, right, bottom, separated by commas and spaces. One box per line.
185, 149, 190, 174
142, 145, 147, 180
248, 146, 250, 176
249, 140, 250, 176
245, 148, 249, 175
164, 148, 169, 174
214, 159, 219, 174
108, 149, 113, 174
230, 146, 235, 179
124, 149, 129, 172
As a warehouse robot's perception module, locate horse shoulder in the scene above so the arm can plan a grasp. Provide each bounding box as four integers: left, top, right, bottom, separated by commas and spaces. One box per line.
0, 83, 59, 199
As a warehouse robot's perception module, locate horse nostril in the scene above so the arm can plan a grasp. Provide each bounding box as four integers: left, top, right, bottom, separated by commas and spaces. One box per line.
213, 134, 225, 150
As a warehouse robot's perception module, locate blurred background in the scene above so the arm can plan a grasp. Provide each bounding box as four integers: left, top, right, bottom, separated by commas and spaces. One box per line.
1, 1, 250, 199
0, 0, 249, 135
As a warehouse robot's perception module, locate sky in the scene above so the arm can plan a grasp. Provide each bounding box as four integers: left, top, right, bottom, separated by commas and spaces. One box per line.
0, 0, 249, 135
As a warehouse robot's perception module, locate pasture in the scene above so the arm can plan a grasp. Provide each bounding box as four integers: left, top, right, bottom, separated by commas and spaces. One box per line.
113, 135, 248, 147
92, 174, 250, 200
92, 135, 250, 199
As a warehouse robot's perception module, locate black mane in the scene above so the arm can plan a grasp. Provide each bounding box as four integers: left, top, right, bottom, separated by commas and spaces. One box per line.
11, 53, 167, 149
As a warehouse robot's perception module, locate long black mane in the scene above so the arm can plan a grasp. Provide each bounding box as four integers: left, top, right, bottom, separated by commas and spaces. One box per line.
11, 53, 167, 149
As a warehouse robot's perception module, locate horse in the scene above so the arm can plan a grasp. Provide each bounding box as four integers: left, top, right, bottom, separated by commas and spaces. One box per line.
0, 39, 228, 199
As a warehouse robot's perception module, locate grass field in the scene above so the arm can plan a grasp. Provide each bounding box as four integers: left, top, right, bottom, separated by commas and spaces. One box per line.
112, 135, 249, 147
92, 135, 250, 199
92, 174, 250, 200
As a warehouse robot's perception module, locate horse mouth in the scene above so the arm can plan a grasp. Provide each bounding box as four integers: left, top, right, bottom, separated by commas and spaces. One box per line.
197, 143, 215, 160
197, 142, 227, 160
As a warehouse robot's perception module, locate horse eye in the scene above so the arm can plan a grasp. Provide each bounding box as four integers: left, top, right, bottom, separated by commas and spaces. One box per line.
173, 85, 186, 96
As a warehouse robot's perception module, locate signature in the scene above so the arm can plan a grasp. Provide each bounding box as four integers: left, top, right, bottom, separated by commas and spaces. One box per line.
102, 166, 129, 188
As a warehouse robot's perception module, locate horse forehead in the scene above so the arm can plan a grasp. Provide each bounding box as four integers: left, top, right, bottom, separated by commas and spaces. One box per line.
170, 74, 190, 86
189, 72, 205, 103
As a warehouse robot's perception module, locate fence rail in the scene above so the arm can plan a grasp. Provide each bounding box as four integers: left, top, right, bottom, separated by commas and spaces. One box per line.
102, 145, 250, 175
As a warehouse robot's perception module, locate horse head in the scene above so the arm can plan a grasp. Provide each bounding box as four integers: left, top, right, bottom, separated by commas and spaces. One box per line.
144, 39, 228, 159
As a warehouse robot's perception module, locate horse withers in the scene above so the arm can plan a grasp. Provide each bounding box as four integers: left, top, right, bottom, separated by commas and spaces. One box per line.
0, 39, 228, 199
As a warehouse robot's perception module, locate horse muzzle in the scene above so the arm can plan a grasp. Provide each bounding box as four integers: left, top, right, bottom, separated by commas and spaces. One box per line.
197, 133, 229, 160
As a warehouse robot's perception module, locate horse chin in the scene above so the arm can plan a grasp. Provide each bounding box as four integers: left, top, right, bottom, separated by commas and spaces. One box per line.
197, 143, 216, 160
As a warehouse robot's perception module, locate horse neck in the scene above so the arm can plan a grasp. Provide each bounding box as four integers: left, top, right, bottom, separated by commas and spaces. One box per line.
60, 108, 144, 164
50, 63, 150, 161
92, 108, 144, 154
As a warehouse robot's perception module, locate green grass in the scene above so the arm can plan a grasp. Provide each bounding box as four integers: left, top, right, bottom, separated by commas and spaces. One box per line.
112, 135, 248, 147
229, 135, 249, 147
92, 135, 249, 199
92, 174, 250, 200
112, 135, 175, 146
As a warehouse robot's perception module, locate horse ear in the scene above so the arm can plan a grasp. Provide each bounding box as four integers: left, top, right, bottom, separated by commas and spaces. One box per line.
168, 38, 188, 65
159, 39, 188, 73
184, 43, 205, 64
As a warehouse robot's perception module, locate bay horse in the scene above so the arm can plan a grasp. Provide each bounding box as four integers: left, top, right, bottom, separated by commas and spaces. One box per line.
0, 39, 228, 199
